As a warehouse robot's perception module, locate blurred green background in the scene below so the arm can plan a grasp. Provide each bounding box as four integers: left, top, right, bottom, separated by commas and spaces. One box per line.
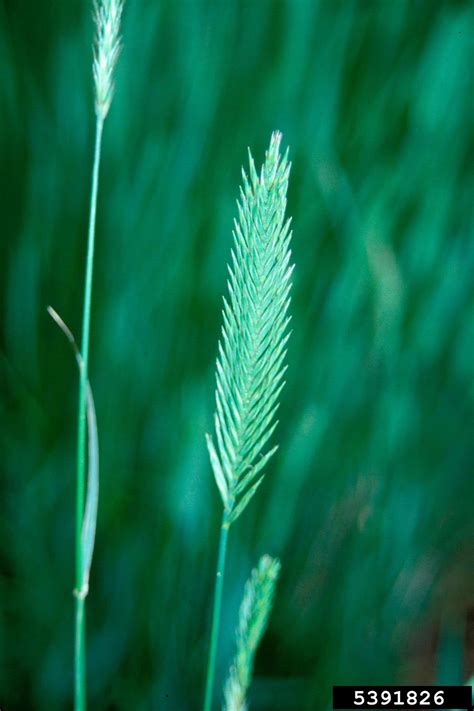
1, 1, 473, 709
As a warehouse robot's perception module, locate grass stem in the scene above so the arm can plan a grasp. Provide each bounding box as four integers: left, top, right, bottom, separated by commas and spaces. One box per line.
75, 115, 104, 711
204, 511, 230, 711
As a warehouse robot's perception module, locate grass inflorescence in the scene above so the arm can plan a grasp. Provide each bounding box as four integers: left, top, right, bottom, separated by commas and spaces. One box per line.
224, 555, 281, 711
204, 132, 293, 711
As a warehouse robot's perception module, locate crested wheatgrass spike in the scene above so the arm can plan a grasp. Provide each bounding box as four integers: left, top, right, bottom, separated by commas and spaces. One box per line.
93, 0, 124, 120
223, 556, 281, 711
206, 130, 293, 526
203, 133, 293, 711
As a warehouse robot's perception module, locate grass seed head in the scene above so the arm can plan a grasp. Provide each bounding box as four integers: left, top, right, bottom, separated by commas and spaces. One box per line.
93, 0, 124, 120
224, 556, 281, 711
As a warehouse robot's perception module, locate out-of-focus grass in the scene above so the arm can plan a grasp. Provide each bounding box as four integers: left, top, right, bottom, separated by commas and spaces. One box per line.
0, 1, 473, 709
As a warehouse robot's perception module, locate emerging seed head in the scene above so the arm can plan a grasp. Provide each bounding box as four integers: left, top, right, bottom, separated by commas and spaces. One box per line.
93, 0, 124, 120
224, 556, 281, 711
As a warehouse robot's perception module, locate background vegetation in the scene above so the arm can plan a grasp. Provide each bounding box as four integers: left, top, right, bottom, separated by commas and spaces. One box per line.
1, 1, 473, 708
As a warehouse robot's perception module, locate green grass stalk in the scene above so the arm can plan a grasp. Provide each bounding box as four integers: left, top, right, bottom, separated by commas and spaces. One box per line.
74, 114, 103, 711
204, 512, 230, 711
203, 132, 293, 710
74, 2, 124, 707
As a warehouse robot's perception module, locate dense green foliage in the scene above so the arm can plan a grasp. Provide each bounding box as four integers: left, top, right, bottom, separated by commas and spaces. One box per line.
1, 1, 473, 709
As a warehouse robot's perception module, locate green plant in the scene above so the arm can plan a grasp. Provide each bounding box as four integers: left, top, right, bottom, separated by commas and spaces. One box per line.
74, 2, 124, 709
203, 131, 293, 711
223, 555, 281, 711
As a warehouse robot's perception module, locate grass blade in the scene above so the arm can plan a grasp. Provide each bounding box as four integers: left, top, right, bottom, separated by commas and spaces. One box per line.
47, 307, 99, 592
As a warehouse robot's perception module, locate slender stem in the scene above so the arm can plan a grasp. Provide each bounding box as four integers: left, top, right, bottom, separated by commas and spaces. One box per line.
74, 596, 86, 711
75, 115, 104, 711
204, 511, 230, 711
